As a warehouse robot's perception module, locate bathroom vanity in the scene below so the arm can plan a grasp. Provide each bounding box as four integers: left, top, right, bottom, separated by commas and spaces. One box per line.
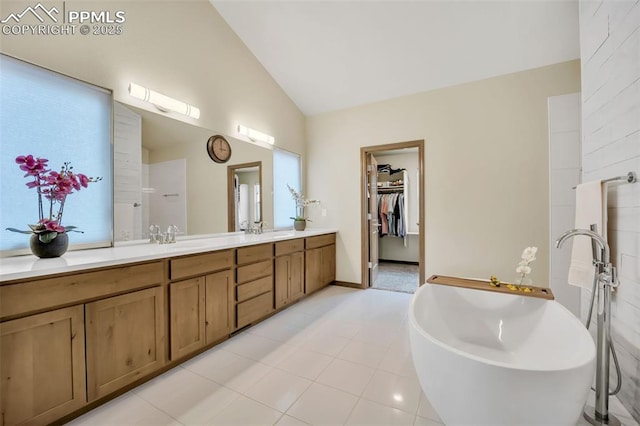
0, 229, 337, 426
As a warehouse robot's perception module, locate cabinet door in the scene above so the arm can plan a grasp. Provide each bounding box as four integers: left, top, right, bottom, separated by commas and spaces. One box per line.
170, 277, 206, 360
290, 251, 305, 302
1, 306, 86, 426
322, 244, 336, 285
205, 269, 234, 344
305, 247, 323, 294
86, 287, 165, 401
275, 255, 290, 309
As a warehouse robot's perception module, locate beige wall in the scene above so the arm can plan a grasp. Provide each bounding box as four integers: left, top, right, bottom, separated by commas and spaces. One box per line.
307, 60, 581, 285
0, 0, 305, 169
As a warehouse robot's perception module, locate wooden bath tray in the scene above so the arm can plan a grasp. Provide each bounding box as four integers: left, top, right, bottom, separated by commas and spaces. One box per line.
426, 275, 554, 300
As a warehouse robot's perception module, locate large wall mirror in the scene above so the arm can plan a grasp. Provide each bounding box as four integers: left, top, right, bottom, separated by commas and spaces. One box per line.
113, 102, 274, 242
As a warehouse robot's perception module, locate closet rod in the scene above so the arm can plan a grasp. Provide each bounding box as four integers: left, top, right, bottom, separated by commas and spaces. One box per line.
572, 171, 637, 189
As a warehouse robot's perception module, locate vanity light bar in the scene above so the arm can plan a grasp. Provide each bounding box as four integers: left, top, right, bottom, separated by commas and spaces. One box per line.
128, 83, 200, 120
238, 124, 275, 145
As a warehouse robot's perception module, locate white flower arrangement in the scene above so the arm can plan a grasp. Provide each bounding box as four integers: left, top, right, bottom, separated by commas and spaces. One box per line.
516, 246, 537, 287
287, 184, 320, 220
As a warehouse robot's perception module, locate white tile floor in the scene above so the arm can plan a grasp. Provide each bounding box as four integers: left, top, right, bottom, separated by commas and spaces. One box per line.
69, 285, 638, 426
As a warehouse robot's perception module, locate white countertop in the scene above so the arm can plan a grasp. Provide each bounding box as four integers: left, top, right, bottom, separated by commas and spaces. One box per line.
0, 228, 338, 282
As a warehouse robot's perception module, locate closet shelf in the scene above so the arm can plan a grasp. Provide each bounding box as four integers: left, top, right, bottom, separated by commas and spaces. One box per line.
378, 186, 404, 192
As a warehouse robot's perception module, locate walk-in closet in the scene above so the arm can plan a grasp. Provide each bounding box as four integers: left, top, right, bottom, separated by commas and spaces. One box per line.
371, 149, 420, 293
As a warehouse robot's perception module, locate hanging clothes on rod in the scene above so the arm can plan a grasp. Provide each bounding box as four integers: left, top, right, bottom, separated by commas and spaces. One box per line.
377, 192, 406, 239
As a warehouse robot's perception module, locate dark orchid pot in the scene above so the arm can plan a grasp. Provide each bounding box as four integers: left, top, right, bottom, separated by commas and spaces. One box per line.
30, 232, 69, 258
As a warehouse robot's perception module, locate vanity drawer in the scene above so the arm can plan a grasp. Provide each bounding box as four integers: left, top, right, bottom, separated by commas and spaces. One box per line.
237, 260, 272, 284
170, 249, 234, 281
305, 233, 336, 250
275, 239, 304, 256
237, 244, 273, 265
237, 291, 273, 328
1, 261, 164, 320
237, 276, 273, 303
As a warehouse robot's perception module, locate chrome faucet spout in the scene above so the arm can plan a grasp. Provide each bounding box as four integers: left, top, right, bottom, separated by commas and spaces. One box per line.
555, 228, 610, 264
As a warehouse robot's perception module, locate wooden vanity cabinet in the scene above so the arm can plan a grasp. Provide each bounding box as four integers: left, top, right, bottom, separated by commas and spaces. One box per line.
323, 244, 336, 283
275, 239, 305, 309
169, 270, 235, 360
1, 306, 86, 426
204, 270, 234, 343
236, 244, 274, 329
0, 232, 337, 425
0, 260, 165, 424
169, 251, 234, 360
305, 234, 337, 294
169, 277, 206, 359
85, 286, 165, 401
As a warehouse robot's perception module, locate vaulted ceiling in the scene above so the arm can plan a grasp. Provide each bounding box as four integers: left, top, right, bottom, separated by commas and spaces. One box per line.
212, 1, 580, 116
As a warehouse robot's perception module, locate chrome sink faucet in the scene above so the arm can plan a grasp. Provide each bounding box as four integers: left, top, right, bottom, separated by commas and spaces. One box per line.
149, 224, 161, 243
149, 224, 180, 244
243, 221, 265, 234
166, 225, 179, 243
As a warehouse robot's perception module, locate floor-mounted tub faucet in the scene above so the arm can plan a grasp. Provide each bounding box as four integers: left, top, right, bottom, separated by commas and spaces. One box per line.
556, 229, 616, 286
556, 228, 621, 426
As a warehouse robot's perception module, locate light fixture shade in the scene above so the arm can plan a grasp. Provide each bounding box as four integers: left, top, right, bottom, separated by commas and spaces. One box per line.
238, 124, 275, 145
128, 83, 200, 119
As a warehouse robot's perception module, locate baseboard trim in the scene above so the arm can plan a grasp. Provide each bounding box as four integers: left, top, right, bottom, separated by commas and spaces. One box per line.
379, 259, 419, 265
333, 281, 364, 289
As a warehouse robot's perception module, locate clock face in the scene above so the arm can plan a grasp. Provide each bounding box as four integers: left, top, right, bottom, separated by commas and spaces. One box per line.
206, 135, 231, 163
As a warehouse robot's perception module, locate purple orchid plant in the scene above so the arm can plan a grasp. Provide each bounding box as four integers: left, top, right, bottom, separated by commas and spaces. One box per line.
6, 155, 101, 243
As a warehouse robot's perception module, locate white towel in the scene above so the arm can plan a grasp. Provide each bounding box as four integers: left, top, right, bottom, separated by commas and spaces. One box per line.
568, 180, 607, 289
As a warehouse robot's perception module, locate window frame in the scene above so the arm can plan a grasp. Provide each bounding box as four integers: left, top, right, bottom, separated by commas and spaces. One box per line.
0, 54, 114, 256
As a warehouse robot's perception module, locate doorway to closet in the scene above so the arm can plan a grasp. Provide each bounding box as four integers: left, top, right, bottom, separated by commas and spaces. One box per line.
227, 161, 262, 232
360, 140, 425, 293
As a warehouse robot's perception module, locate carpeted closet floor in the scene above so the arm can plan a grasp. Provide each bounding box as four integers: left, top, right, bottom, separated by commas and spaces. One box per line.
372, 262, 419, 294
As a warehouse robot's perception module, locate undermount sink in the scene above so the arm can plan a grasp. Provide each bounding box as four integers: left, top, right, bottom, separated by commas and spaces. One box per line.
167, 239, 212, 249
151, 230, 298, 251
266, 231, 296, 239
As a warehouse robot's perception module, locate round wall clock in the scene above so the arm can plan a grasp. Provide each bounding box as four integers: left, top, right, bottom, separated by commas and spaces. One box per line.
206, 135, 232, 164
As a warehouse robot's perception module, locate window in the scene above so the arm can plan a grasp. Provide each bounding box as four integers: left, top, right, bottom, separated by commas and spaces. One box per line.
273, 148, 301, 229
0, 55, 113, 254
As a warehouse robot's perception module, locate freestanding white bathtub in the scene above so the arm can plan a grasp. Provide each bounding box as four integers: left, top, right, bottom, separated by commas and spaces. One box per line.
408, 283, 596, 426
